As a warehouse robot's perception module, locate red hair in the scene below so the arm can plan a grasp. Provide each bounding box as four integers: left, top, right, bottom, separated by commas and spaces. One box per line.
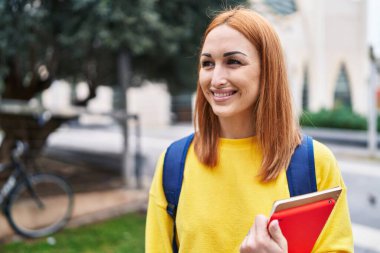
194, 7, 301, 182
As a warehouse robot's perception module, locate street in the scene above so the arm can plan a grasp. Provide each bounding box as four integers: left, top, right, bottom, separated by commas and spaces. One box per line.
46, 123, 380, 252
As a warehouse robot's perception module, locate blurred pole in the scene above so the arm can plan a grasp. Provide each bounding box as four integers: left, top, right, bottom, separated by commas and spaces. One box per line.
368, 49, 378, 156
133, 114, 143, 189
118, 50, 132, 188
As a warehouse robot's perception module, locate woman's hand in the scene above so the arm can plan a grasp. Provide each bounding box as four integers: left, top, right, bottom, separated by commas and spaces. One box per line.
240, 215, 288, 253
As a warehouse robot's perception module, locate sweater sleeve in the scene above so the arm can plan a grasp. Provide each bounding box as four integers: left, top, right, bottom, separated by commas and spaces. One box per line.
145, 152, 174, 253
312, 140, 354, 253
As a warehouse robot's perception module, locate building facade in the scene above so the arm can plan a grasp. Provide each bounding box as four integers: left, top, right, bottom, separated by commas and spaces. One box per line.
252, 0, 379, 115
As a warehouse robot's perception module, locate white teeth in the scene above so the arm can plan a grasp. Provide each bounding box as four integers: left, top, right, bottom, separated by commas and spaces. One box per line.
213, 92, 234, 97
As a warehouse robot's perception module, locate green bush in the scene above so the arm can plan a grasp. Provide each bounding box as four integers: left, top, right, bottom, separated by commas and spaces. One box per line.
300, 108, 380, 132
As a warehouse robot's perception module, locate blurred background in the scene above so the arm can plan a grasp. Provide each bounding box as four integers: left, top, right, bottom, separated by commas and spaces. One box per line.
0, 0, 379, 252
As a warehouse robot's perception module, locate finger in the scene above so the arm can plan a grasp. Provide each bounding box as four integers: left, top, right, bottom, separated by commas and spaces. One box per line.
254, 215, 269, 239
268, 219, 288, 250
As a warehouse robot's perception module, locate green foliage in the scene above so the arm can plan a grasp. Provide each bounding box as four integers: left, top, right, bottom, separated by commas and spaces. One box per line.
134, 0, 249, 94
300, 108, 380, 132
0, 0, 249, 97
2, 213, 146, 253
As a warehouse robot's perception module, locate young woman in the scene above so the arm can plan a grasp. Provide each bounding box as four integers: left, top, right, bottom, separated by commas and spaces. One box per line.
146, 7, 353, 253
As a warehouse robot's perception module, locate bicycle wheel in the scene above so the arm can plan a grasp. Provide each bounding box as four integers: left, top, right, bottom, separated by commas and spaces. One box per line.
5, 173, 74, 238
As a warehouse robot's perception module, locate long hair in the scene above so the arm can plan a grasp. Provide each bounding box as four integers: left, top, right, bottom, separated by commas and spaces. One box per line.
193, 7, 301, 182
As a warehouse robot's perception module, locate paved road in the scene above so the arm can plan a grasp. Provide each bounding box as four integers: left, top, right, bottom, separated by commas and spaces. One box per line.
45, 124, 380, 252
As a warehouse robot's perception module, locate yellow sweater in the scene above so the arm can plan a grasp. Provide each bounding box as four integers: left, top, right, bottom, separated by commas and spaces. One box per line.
146, 137, 353, 253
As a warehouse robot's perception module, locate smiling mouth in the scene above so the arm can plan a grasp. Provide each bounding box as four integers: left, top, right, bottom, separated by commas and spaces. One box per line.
211, 90, 237, 101
212, 91, 237, 97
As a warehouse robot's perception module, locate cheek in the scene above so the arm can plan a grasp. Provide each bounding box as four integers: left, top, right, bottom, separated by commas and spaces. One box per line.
241, 78, 260, 101
198, 73, 210, 93
249, 83, 260, 99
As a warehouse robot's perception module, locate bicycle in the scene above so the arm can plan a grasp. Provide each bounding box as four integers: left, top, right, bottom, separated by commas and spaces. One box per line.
0, 140, 74, 238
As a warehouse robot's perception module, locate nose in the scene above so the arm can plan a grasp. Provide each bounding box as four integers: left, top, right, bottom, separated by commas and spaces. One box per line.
210, 65, 227, 88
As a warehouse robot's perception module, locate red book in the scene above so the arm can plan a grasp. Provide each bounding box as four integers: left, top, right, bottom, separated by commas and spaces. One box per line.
268, 187, 342, 253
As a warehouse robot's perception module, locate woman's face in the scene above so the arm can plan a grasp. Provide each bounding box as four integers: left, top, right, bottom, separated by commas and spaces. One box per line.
199, 24, 261, 122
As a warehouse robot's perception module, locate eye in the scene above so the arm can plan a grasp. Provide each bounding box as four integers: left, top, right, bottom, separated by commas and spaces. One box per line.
227, 59, 242, 65
201, 60, 214, 69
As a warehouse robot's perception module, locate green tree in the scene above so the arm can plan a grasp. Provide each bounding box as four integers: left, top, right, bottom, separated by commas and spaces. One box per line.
138, 0, 248, 94
0, 0, 248, 161
0, 0, 175, 102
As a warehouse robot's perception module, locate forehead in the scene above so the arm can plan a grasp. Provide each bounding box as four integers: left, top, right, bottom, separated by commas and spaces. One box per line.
202, 24, 256, 54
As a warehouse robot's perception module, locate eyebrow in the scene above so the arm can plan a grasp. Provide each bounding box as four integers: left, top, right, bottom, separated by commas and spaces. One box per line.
201, 51, 247, 57
223, 51, 247, 57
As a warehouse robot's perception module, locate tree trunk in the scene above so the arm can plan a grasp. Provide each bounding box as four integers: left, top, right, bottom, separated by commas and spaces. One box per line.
0, 58, 54, 163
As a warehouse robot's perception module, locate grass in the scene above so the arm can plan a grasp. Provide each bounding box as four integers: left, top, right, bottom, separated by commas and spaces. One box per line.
1, 212, 146, 253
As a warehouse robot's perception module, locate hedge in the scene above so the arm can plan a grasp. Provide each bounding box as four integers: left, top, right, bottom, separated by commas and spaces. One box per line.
300, 108, 380, 132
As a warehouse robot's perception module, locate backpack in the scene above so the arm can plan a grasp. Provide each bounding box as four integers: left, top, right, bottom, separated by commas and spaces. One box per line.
163, 133, 317, 253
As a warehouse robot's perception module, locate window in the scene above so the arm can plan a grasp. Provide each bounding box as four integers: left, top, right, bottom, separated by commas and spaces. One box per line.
334, 64, 352, 109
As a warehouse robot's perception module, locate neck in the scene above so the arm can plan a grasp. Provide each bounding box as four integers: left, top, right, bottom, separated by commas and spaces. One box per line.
218, 116, 256, 139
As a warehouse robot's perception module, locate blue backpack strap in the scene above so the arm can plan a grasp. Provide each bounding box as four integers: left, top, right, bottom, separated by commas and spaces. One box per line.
163, 133, 194, 253
163, 133, 316, 252
286, 134, 317, 196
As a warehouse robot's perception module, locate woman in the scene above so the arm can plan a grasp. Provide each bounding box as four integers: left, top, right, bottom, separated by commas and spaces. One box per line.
146, 7, 353, 253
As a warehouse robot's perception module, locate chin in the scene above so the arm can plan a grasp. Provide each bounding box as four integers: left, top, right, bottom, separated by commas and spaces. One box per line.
210, 108, 234, 118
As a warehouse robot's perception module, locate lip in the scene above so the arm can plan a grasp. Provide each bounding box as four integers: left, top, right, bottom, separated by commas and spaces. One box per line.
210, 89, 237, 102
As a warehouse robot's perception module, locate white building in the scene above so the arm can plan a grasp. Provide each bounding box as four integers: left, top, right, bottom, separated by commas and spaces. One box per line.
251, 0, 380, 115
